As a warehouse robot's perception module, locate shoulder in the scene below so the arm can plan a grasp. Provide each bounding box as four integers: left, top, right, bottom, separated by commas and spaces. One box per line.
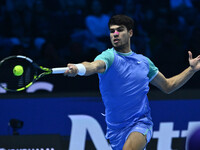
142, 56, 159, 81
95, 48, 114, 60
94, 48, 115, 72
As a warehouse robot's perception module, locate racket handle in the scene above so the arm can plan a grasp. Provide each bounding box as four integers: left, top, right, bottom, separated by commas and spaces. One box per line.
52, 67, 69, 74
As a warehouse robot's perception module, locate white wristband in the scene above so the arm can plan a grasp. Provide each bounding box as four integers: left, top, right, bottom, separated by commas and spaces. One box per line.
74, 64, 86, 76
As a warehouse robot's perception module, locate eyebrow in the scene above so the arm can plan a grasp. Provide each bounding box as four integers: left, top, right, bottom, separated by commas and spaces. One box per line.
109, 26, 125, 30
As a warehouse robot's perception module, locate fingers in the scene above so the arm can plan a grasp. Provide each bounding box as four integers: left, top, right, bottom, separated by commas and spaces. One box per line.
64, 64, 78, 77
188, 51, 200, 60
188, 51, 193, 60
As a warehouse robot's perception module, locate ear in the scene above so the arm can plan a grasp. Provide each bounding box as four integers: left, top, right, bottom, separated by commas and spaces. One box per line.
129, 29, 133, 37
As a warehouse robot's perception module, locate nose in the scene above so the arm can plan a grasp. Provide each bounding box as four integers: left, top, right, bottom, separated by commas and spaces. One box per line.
113, 31, 119, 36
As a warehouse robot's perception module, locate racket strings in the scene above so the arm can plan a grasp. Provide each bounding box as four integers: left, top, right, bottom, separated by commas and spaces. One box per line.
17, 67, 31, 87
0, 56, 54, 92
0, 57, 36, 91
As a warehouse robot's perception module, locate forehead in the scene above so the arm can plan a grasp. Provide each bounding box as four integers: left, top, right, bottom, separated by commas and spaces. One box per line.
109, 25, 126, 30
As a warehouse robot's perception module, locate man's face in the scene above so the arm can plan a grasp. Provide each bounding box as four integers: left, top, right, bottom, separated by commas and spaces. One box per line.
109, 25, 133, 49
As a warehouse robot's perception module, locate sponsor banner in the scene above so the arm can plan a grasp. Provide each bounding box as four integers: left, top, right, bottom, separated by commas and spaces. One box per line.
0, 97, 200, 150
0, 134, 62, 150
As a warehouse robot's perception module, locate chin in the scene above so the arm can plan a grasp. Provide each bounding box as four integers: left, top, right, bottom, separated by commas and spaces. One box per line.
114, 46, 122, 51
113, 43, 121, 48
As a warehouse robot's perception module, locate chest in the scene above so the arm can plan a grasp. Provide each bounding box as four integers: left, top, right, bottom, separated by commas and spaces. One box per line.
111, 54, 149, 81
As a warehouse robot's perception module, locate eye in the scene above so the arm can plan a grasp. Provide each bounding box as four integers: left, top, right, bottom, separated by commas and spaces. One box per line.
117, 28, 124, 32
110, 29, 115, 33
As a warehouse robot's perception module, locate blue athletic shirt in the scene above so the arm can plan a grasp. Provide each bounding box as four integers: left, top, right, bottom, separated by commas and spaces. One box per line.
94, 48, 158, 137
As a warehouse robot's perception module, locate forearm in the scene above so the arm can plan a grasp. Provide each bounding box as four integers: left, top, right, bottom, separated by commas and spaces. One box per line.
166, 66, 195, 93
151, 51, 200, 94
81, 61, 105, 76
65, 60, 106, 77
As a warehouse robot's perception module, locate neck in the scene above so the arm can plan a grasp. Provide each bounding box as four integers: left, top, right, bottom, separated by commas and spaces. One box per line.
114, 45, 131, 53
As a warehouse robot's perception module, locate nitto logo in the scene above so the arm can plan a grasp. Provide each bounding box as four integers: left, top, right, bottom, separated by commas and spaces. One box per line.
68, 115, 200, 150
153, 121, 200, 150
68, 115, 112, 150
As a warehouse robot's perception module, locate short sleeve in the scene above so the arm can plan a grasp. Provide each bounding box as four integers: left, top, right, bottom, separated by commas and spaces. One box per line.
94, 48, 114, 73
145, 57, 159, 81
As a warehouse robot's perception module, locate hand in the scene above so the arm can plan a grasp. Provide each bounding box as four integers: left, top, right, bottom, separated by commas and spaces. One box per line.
188, 51, 200, 72
64, 64, 78, 77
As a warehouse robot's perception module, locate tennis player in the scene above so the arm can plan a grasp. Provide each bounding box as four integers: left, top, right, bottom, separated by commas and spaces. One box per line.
64, 15, 200, 150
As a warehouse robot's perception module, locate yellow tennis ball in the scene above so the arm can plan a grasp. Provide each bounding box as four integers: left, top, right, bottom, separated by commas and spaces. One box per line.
13, 65, 24, 76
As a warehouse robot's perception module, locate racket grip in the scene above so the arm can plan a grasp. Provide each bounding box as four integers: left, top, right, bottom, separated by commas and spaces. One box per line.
52, 67, 69, 74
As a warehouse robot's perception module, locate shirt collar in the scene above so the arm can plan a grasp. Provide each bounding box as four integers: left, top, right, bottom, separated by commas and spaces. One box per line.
113, 48, 134, 56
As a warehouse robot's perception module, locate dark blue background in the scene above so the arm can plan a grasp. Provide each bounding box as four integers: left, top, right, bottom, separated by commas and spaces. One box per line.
0, 97, 200, 136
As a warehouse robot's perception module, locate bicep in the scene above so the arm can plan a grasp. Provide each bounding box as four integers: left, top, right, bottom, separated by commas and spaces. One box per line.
82, 60, 106, 75
150, 71, 169, 92
91, 60, 106, 73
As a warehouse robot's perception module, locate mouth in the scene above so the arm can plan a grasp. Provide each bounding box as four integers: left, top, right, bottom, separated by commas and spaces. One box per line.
113, 39, 120, 44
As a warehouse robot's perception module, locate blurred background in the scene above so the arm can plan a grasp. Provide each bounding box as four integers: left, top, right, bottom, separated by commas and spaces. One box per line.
0, 0, 200, 93
0, 0, 200, 150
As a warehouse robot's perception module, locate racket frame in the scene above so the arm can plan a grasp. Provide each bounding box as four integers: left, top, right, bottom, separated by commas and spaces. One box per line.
0, 55, 68, 92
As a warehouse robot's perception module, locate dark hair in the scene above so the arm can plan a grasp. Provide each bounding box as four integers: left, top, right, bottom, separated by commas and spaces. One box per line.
108, 15, 134, 31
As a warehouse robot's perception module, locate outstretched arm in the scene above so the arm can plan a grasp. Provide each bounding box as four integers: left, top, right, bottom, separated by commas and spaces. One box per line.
64, 60, 106, 77
150, 51, 200, 94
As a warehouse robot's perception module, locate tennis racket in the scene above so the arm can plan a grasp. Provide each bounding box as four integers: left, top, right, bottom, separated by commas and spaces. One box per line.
0, 55, 69, 92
